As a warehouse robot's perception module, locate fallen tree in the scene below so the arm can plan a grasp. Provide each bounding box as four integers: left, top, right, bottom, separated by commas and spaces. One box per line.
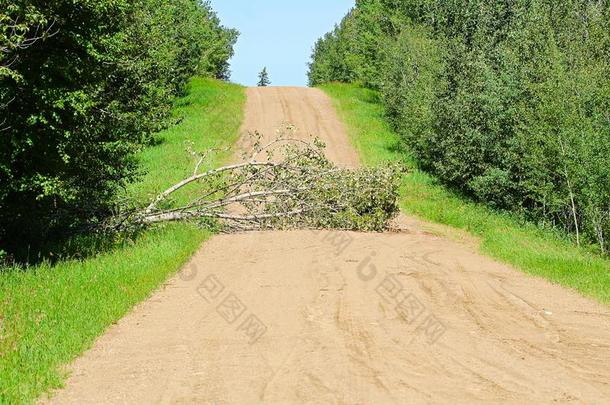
116, 130, 402, 233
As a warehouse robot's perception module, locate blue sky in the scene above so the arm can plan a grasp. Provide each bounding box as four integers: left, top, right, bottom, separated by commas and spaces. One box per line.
210, 0, 354, 87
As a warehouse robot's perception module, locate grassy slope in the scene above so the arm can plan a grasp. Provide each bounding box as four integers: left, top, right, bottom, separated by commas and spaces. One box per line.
321, 83, 610, 305
0, 77, 245, 403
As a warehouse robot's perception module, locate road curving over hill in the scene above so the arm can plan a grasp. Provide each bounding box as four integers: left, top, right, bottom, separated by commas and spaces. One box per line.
45, 87, 610, 404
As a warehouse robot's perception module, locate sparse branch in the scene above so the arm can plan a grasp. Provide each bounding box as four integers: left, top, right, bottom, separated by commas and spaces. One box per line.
144, 161, 276, 214
1, 19, 59, 67
250, 136, 325, 161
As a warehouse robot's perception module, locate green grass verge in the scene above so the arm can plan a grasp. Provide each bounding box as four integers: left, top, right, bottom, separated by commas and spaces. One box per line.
321, 82, 610, 305
0, 77, 245, 403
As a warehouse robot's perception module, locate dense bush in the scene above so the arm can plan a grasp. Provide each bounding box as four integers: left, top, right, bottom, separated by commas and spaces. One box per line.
308, 0, 398, 88
0, 0, 237, 255
309, 0, 610, 254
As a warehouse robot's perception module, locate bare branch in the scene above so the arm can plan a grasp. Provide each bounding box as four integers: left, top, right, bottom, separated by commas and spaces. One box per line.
144, 161, 276, 214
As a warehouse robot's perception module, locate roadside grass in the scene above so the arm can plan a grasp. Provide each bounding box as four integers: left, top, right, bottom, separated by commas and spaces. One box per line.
0, 77, 245, 403
321, 82, 610, 305
128, 78, 243, 206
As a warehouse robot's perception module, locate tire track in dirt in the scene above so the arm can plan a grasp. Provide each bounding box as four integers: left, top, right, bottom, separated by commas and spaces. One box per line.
45, 87, 610, 404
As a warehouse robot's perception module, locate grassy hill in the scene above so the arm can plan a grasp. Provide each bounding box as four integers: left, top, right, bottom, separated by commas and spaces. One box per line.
0, 78, 245, 403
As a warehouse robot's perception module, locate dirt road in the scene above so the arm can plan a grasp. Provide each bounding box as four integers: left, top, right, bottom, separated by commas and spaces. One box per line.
46, 88, 610, 404
235, 87, 359, 167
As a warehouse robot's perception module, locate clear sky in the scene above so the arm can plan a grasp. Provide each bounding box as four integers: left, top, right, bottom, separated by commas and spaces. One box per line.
210, 0, 354, 87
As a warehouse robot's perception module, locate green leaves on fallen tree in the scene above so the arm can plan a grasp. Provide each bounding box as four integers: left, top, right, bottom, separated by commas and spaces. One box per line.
129, 131, 401, 233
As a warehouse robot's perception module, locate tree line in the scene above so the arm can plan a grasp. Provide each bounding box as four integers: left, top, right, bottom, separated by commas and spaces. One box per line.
309, 0, 610, 254
0, 0, 237, 256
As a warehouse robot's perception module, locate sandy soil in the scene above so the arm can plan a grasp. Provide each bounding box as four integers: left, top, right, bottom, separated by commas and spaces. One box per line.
45, 87, 610, 404
235, 87, 360, 167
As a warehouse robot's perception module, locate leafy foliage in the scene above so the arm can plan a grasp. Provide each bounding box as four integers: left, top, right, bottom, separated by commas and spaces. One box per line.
0, 0, 237, 256
132, 129, 401, 233
309, 0, 610, 254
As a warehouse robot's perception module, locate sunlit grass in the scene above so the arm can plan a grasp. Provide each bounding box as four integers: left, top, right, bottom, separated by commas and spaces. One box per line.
0, 78, 245, 403
321, 82, 610, 305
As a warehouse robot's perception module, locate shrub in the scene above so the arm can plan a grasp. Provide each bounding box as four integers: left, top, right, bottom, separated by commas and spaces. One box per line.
0, 0, 237, 256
